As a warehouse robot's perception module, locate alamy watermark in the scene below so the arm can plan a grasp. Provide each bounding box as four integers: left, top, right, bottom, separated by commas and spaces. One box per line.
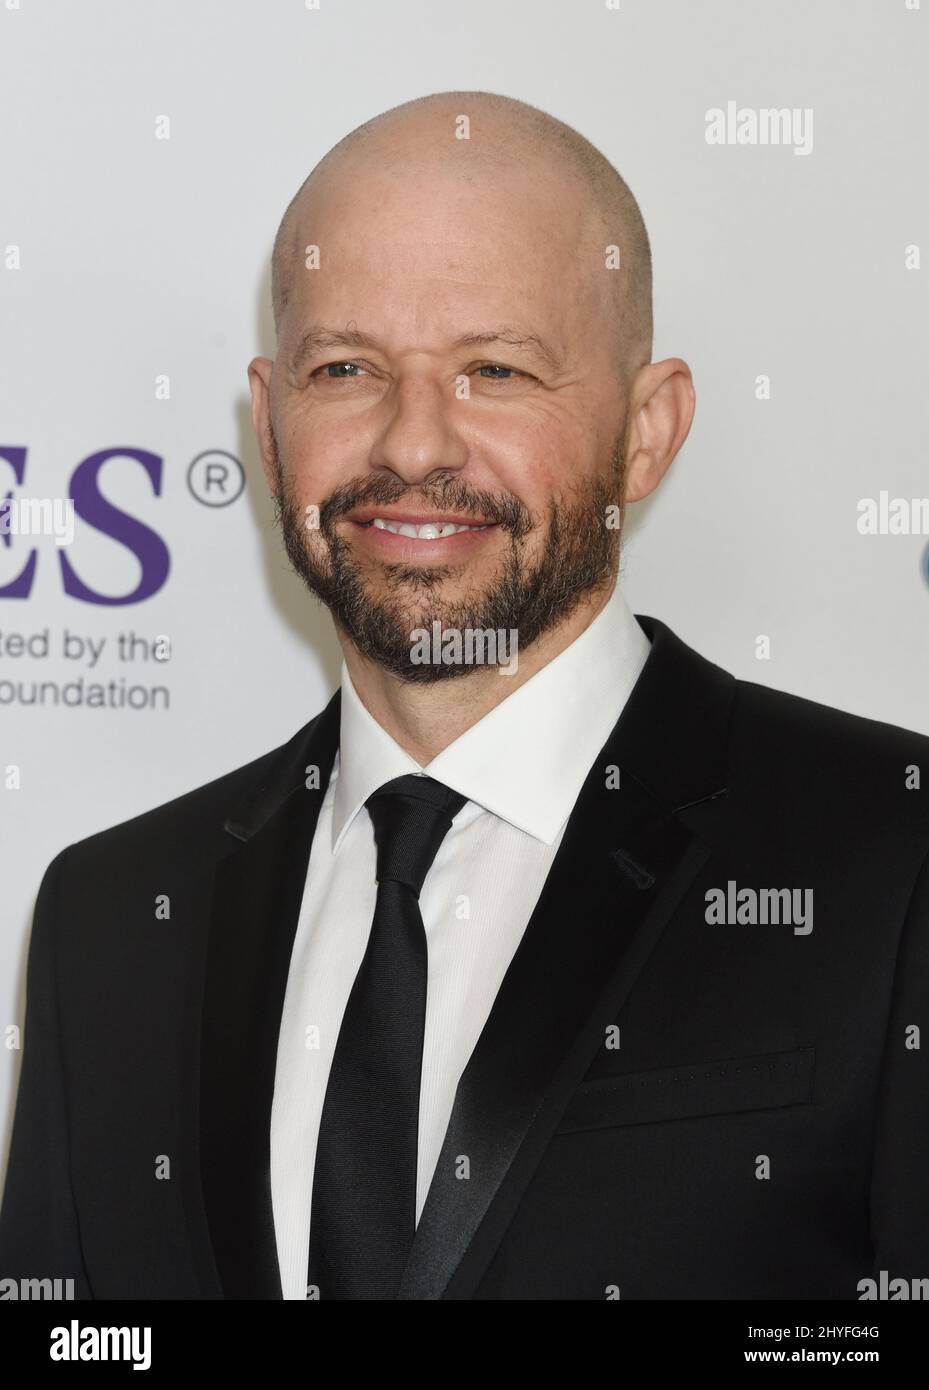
49, 1320, 151, 1370
705, 101, 813, 156
705, 881, 813, 935
0, 496, 75, 546
858, 1271, 929, 1300
857, 492, 929, 535
0, 1275, 75, 1299
409, 623, 519, 675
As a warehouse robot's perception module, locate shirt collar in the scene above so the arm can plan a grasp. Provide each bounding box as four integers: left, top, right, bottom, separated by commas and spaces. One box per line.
332, 581, 652, 850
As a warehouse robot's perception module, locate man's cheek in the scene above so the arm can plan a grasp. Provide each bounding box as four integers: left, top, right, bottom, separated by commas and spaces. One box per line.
287, 472, 329, 528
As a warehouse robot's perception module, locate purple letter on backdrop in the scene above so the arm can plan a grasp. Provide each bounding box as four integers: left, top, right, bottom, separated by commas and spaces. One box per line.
59, 447, 171, 604
0, 446, 38, 598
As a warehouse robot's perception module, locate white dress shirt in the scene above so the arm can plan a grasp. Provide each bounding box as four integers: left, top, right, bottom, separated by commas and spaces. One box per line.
269, 582, 652, 1298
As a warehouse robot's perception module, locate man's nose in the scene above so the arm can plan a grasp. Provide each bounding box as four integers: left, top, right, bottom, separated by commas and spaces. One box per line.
367, 376, 470, 484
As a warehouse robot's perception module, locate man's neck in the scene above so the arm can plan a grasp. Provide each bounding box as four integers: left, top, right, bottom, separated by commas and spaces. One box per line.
337, 579, 618, 765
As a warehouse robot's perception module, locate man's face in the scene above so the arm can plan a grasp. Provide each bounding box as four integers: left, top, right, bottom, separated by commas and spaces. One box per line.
260, 159, 630, 680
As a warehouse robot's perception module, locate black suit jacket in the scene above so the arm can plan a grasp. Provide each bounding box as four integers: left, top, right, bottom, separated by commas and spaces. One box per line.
2, 614, 928, 1300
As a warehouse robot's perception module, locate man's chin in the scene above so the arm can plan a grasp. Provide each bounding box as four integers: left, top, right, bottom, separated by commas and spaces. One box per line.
329, 589, 516, 680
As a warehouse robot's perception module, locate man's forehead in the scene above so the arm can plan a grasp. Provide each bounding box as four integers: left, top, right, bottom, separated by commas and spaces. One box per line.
282, 227, 597, 339
279, 168, 608, 358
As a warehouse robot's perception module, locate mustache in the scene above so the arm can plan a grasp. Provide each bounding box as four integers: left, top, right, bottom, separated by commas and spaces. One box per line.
316, 476, 532, 538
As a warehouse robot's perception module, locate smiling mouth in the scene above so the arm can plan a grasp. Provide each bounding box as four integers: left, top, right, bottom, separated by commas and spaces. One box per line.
356, 517, 493, 540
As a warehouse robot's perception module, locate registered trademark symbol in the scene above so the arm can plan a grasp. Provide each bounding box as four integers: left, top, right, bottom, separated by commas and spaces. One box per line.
186, 450, 245, 507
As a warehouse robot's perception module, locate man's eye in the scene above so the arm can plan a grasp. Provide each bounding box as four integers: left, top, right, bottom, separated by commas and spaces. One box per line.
311, 361, 366, 380
476, 363, 526, 381
307, 360, 528, 384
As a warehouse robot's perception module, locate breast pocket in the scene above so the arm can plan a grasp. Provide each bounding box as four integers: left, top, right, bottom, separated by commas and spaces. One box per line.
554, 1046, 816, 1134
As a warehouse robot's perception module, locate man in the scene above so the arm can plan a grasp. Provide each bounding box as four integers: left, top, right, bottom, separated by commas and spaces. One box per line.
1, 90, 928, 1302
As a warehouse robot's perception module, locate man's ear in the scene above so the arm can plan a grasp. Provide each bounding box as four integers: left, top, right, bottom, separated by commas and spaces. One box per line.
623, 358, 695, 503
247, 356, 278, 495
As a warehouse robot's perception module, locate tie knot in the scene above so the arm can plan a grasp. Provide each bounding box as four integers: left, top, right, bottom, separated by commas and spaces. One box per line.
365, 774, 467, 897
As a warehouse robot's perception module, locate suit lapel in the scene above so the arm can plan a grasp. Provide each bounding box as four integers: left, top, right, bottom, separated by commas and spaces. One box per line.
198, 692, 341, 1299
397, 614, 737, 1299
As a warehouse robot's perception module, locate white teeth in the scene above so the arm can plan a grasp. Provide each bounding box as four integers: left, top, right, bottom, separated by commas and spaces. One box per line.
370, 518, 488, 539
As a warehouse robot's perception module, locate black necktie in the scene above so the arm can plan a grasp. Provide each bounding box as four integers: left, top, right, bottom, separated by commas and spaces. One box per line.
307, 773, 468, 1300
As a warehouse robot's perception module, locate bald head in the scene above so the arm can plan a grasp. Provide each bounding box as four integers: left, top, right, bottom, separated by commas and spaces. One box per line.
270, 91, 652, 380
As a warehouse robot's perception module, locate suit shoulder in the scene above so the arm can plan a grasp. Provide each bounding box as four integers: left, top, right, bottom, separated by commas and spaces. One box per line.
730, 674, 929, 830
55, 709, 327, 872
734, 674, 929, 755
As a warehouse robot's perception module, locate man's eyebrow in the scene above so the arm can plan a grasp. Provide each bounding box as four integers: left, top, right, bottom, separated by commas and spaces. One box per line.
450, 328, 566, 374
288, 324, 566, 375
288, 325, 380, 374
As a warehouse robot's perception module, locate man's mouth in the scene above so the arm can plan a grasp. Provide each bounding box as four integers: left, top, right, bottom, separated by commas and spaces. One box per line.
364, 517, 492, 540
344, 509, 499, 545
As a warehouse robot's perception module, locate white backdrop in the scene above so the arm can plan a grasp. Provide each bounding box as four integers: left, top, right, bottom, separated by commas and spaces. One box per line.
2, 0, 928, 1183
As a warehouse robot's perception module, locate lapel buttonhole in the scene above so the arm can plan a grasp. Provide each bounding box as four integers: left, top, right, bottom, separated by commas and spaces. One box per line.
610, 847, 656, 891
